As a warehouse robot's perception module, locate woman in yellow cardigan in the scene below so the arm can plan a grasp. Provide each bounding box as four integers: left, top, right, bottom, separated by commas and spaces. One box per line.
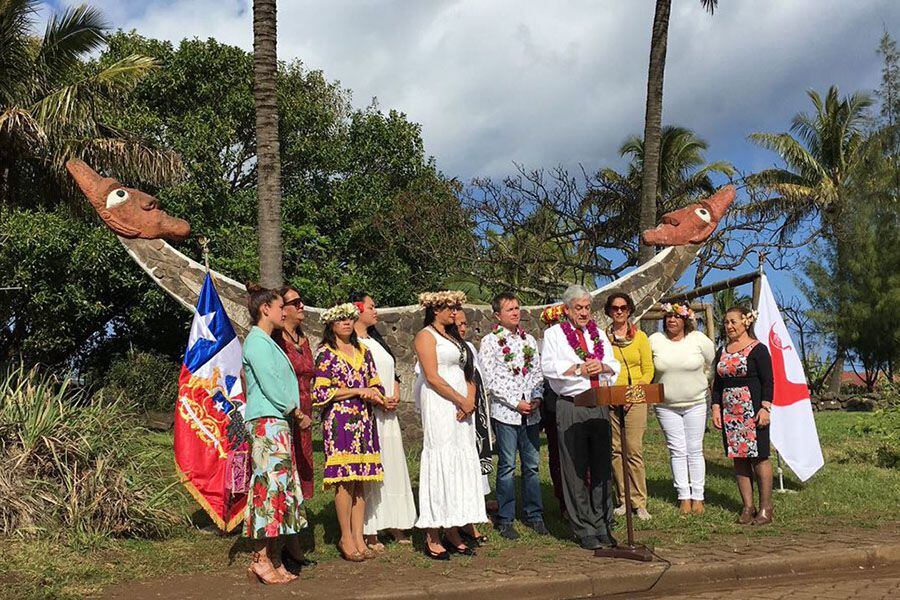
604, 292, 654, 521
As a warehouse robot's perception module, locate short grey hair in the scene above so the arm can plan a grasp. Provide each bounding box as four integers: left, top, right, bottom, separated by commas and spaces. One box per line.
562, 284, 592, 307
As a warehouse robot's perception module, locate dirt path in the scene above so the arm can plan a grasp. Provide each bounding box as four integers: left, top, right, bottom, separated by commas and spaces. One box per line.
102, 525, 900, 600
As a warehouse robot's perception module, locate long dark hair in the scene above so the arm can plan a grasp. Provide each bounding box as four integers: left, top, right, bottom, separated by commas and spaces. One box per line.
320, 321, 360, 350
279, 284, 305, 337
246, 282, 280, 325
423, 306, 474, 382
348, 291, 396, 362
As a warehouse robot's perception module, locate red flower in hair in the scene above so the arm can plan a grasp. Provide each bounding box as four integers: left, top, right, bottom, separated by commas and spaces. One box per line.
353, 301, 365, 314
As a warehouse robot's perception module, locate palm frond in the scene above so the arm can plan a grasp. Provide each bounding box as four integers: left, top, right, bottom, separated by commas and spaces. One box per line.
0, 105, 47, 151
0, 0, 38, 103
699, 0, 718, 15
36, 3, 107, 87
748, 132, 827, 182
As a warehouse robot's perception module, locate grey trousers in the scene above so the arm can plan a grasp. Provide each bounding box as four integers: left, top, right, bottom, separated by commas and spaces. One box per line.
556, 397, 615, 542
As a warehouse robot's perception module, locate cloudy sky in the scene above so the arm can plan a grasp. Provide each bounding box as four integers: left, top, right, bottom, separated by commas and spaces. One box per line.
49, 0, 900, 180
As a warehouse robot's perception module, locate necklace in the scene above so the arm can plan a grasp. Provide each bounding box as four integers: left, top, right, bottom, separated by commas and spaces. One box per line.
560, 320, 605, 362
430, 325, 467, 369
493, 324, 535, 376
283, 328, 303, 347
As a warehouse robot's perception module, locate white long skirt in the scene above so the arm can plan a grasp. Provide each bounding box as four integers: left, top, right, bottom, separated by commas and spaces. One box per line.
414, 372, 488, 529
363, 409, 417, 534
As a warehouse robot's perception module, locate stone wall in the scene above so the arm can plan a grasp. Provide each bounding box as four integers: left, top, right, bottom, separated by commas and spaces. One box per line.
810, 392, 883, 412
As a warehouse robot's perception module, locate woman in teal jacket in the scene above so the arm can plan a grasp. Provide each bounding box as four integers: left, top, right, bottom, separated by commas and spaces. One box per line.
242, 284, 308, 585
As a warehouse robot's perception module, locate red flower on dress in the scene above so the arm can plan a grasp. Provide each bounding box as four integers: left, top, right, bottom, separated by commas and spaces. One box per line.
271, 491, 287, 518
253, 481, 268, 508
265, 521, 280, 537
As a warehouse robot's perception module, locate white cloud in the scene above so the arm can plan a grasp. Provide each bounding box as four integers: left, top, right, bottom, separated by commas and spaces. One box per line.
56, 0, 900, 179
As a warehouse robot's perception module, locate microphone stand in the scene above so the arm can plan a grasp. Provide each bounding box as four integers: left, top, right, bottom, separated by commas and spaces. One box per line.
594, 340, 653, 562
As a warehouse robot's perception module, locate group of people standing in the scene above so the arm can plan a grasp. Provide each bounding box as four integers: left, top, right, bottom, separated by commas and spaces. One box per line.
238, 282, 776, 585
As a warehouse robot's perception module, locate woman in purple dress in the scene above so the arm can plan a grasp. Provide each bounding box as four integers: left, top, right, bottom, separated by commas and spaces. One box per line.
312, 303, 385, 561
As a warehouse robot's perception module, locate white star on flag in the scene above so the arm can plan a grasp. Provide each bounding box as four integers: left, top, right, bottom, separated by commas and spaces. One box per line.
189, 309, 217, 349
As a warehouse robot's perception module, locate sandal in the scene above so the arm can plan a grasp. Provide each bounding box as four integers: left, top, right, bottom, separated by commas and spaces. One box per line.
752, 506, 773, 526
736, 506, 756, 525
337, 540, 365, 562
459, 528, 487, 547
246, 552, 289, 585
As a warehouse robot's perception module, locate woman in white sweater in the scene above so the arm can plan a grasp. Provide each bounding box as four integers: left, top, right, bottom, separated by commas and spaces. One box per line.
649, 302, 716, 515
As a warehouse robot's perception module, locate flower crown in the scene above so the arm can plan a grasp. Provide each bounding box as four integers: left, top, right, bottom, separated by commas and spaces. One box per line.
740, 309, 759, 327
540, 303, 566, 326
661, 302, 695, 320
418, 290, 467, 308
321, 303, 360, 324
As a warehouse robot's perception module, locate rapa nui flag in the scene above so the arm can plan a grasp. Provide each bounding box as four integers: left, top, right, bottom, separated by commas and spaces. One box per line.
754, 275, 824, 481
175, 273, 248, 530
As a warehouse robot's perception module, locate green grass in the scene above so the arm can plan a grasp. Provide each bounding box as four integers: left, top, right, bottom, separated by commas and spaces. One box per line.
2, 411, 899, 599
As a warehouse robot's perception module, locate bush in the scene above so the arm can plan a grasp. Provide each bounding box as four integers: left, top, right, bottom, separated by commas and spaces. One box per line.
0, 365, 185, 546
101, 350, 181, 413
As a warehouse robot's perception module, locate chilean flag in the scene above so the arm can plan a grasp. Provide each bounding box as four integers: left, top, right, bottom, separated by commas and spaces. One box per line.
174, 274, 247, 531
755, 275, 824, 481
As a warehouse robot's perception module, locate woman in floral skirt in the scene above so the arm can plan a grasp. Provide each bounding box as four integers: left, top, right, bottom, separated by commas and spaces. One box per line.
242, 284, 308, 585
313, 303, 385, 562
712, 306, 775, 525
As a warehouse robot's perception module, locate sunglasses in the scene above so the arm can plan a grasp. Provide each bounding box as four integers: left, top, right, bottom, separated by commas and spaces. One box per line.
284, 299, 304, 309
609, 305, 630, 313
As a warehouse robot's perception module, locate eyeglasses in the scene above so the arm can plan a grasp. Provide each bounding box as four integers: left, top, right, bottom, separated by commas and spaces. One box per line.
284, 299, 304, 309
609, 305, 629, 313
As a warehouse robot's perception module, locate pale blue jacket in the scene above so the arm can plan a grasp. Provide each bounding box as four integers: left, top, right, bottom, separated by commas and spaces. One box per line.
242, 326, 300, 422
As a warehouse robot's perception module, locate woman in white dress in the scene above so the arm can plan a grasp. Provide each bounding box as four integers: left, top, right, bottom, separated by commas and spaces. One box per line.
350, 293, 417, 550
414, 291, 488, 560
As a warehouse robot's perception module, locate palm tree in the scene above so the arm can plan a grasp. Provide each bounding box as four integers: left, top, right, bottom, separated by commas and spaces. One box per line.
748, 85, 875, 392
252, 0, 283, 288
0, 1, 181, 207
597, 126, 734, 220
638, 0, 718, 262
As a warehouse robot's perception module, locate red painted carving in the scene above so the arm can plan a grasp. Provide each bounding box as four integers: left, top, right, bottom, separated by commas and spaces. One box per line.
641, 185, 735, 246
66, 159, 190, 242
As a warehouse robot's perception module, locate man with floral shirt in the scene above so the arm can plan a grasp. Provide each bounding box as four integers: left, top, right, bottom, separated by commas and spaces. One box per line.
479, 292, 547, 540
541, 284, 620, 551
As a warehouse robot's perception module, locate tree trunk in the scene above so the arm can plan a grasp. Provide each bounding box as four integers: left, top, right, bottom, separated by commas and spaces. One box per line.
638, 0, 671, 264
253, 0, 283, 288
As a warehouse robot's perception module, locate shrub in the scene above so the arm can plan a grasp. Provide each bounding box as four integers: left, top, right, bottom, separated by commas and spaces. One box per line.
101, 350, 181, 413
0, 365, 185, 545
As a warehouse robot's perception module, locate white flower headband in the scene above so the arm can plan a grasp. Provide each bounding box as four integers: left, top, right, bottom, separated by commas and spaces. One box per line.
661, 302, 695, 320
418, 290, 467, 308
740, 309, 759, 327
321, 302, 360, 324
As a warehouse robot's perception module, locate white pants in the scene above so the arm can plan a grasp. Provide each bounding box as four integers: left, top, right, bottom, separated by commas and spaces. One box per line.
655, 403, 707, 501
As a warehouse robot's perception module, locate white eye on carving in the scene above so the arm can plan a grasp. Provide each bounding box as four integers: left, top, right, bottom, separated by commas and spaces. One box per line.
106, 189, 129, 209
694, 207, 711, 223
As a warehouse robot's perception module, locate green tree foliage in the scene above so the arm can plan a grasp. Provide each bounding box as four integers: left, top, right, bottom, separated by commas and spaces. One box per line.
801, 190, 899, 391
100, 32, 467, 306
0, 207, 187, 368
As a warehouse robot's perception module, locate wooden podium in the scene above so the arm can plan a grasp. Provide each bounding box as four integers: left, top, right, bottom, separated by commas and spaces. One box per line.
575, 383, 664, 562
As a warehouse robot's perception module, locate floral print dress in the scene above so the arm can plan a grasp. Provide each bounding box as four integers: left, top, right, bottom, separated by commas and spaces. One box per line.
712, 341, 774, 459
245, 418, 308, 538
312, 345, 385, 489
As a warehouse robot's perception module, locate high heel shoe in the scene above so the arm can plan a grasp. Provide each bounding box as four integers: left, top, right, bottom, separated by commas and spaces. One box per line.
752, 506, 773, 525
337, 540, 365, 562
459, 528, 487, 547
442, 536, 476, 556
691, 500, 705, 515
678, 500, 692, 515
423, 545, 450, 561
736, 506, 756, 525
246, 552, 288, 585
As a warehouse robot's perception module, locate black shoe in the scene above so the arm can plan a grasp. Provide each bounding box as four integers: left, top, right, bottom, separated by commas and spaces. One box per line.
523, 520, 549, 535
282, 552, 317, 572
496, 523, 520, 540
578, 536, 602, 550
597, 532, 618, 548
442, 537, 476, 556
459, 528, 487, 547
423, 546, 450, 561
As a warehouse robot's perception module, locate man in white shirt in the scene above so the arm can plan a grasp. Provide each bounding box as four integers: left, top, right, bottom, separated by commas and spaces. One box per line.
479, 292, 546, 539
541, 284, 621, 550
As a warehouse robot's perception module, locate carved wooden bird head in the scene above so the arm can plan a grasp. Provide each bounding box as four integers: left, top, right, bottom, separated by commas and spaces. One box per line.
641, 185, 735, 246
66, 159, 190, 242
